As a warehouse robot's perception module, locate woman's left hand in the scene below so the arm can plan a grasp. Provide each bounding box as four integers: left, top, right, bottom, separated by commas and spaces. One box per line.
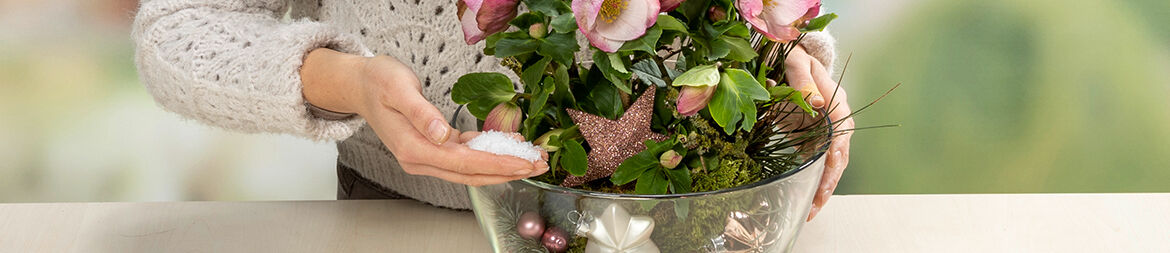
782, 45, 854, 221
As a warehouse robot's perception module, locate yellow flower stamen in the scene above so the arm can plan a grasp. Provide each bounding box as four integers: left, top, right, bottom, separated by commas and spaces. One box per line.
599, 0, 629, 24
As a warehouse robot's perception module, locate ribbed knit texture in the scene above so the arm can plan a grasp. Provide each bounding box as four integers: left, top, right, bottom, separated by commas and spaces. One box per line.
132, 0, 837, 210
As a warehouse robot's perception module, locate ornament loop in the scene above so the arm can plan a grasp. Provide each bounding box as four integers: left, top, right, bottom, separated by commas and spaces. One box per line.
704, 235, 728, 253
567, 210, 594, 236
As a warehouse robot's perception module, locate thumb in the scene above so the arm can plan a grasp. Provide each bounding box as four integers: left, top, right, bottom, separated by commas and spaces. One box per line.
784, 59, 825, 109
362, 55, 453, 144
396, 94, 453, 144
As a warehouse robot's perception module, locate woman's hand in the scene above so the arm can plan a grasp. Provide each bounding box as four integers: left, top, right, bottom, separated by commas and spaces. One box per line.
782, 46, 854, 221
301, 48, 548, 186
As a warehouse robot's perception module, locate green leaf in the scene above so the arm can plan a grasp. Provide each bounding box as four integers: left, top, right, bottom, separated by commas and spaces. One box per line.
672, 64, 720, 87
619, 27, 663, 54
467, 98, 504, 119
484, 31, 527, 55
635, 169, 669, 195
521, 113, 544, 140
664, 166, 692, 194
510, 12, 546, 29
494, 37, 540, 57
608, 53, 629, 74
717, 37, 758, 62
611, 139, 674, 185
452, 73, 516, 118
769, 85, 818, 117
521, 58, 552, 91
755, 64, 772, 85
523, 0, 571, 16
561, 139, 588, 176
551, 13, 577, 33
708, 69, 770, 134
552, 63, 576, 107
651, 85, 675, 128
724, 23, 751, 38
538, 32, 579, 66
587, 80, 624, 119
631, 60, 666, 87
702, 21, 732, 38
801, 13, 838, 32
548, 150, 561, 177
522, 77, 556, 139
676, 0, 712, 24
529, 76, 553, 117
592, 52, 633, 94
452, 72, 514, 104
656, 15, 687, 45
706, 38, 731, 60
655, 14, 687, 32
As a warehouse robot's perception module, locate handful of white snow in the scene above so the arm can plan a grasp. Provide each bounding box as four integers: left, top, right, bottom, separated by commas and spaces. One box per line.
466, 131, 543, 162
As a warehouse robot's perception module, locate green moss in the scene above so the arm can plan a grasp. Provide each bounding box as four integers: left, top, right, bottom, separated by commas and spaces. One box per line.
565, 236, 588, 253
650, 196, 756, 252
691, 158, 762, 192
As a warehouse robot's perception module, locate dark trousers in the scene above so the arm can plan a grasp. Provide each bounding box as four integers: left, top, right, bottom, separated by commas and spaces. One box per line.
336, 162, 408, 200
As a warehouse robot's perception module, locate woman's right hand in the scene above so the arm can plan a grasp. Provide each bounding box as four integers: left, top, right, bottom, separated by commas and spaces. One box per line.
301, 48, 548, 186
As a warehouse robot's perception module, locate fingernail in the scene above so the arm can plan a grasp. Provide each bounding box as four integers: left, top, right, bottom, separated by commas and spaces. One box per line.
513, 169, 534, 176
807, 206, 822, 221
802, 85, 825, 108
427, 119, 450, 144
833, 149, 842, 167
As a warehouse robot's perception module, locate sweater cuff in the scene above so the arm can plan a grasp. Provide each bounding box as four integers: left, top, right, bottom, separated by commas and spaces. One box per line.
799, 28, 838, 75
288, 20, 372, 141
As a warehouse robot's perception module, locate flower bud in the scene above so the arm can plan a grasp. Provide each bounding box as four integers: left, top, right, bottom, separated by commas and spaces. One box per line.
533, 129, 566, 152
659, 150, 682, 169
708, 6, 727, 22
528, 23, 547, 39
660, 0, 686, 12
676, 85, 717, 116
459, 0, 521, 44
483, 102, 523, 132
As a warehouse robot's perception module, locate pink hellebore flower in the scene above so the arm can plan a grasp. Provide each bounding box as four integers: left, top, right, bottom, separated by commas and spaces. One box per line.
483, 102, 523, 132
737, 0, 821, 42
458, 0, 521, 45
572, 0, 661, 53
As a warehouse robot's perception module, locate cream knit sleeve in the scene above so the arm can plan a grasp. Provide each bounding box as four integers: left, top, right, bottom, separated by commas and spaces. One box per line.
799, 8, 840, 74
800, 29, 838, 75
132, 0, 372, 141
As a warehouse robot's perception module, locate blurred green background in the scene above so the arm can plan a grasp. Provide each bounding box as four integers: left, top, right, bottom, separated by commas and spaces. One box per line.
0, 0, 1166, 202
829, 0, 1170, 194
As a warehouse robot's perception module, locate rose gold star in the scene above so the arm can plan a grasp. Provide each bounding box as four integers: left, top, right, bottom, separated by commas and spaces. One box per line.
563, 85, 667, 187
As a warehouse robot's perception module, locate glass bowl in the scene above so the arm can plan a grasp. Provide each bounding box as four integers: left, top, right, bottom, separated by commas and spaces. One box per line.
468, 133, 830, 253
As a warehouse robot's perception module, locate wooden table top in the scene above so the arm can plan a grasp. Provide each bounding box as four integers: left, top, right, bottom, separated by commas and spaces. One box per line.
0, 193, 1165, 252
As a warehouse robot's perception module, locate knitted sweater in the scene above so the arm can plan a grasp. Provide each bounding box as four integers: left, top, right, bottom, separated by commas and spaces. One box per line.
131, 0, 837, 209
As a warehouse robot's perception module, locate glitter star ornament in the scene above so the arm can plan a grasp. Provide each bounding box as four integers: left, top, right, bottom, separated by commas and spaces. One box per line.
563, 85, 667, 187
718, 211, 781, 253
575, 203, 659, 253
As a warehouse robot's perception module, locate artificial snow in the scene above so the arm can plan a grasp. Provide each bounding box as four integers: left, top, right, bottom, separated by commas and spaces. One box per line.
466, 131, 543, 162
